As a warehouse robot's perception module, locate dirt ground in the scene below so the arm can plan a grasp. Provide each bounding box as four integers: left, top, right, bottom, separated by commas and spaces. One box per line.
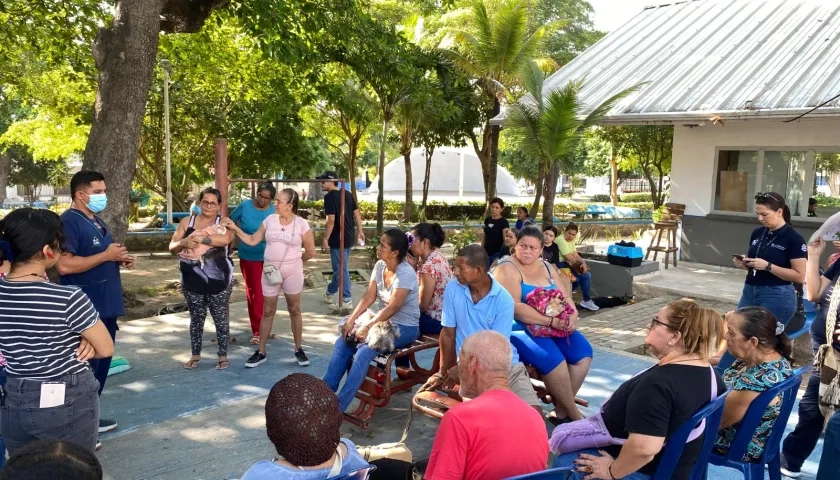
120, 249, 374, 320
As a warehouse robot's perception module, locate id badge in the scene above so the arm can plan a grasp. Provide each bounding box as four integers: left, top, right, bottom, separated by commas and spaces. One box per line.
40, 382, 66, 408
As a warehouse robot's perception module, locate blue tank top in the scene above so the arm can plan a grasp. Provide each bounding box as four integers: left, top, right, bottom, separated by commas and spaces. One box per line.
501, 260, 558, 331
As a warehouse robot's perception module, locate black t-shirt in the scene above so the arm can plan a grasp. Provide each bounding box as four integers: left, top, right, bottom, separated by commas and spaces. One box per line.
602, 364, 726, 480
812, 260, 840, 350
483, 216, 509, 256
542, 243, 561, 267
744, 225, 807, 286
324, 189, 358, 249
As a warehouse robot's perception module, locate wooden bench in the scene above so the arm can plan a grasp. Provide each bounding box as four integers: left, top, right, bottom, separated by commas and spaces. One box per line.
343, 334, 441, 429
413, 364, 589, 419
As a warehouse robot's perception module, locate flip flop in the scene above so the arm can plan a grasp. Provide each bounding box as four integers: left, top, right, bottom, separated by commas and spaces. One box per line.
269, 333, 277, 339
215, 360, 230, 370
250, 336, 260, 345
183, 358, 201, 370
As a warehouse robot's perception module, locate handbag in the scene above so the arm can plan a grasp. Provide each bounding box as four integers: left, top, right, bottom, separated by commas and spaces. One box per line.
549, 365, 718, 454
262, 215, 297, 286
816, 279, 840, 422
569, 261, 586, 276
525, 287, 575, 338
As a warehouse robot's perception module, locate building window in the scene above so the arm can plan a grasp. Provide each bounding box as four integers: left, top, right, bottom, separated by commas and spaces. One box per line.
813, 151, 840, 218
714, 150, 758, 212
762, 151, 807, 216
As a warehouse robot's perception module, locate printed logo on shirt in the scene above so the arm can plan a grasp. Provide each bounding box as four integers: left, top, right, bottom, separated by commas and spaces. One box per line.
488, 223, 495, 228
92, 237, 101, 247
802, 244, 807, 252
771, 244, 786, 251
752, 239, 758, 246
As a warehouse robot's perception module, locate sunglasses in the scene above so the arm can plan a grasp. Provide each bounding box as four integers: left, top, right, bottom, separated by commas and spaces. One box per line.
650, 317, 676, 331
754, 192, 779, 202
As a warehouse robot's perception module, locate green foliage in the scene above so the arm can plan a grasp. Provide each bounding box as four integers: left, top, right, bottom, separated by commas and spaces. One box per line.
448, 227, 479, 261
6, 145, 67, 200
619, 192, 653, 202
589, 194, 611, 202
598, 125, 673, 208
814, 194, 840, 208
531, 0, 604, 67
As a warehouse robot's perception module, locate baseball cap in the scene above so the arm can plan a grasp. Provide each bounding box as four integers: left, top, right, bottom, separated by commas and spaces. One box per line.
316, 171, 338, 180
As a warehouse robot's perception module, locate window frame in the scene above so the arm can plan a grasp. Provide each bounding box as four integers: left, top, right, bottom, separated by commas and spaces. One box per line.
711, 147, 835, 219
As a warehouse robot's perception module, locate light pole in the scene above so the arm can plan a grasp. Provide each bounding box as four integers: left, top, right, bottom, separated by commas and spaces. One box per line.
160, 59, 173, 226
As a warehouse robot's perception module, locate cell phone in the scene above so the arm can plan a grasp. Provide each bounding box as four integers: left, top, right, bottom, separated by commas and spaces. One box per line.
732, 254, 744, 261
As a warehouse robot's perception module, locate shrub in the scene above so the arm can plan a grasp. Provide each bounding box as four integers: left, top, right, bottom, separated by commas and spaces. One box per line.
814, 194, 840, 208
589, 194, 612, 203
619, 192, 653, 202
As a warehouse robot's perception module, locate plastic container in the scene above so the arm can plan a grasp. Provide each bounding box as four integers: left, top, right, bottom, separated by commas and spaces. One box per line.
607, 244, 644, 267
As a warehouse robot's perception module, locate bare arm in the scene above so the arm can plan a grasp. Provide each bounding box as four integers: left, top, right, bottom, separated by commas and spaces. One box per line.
168, 220, 192, 254
418, 273, 437, 314
439, 326, 457, 373
324, 214, 335, 249
301, 230, 316, 262
354, 209, 364, 241
492, 262, 577, 329
80, 321, 115, 359
346, 279, 378, 324
370, 288, 410, 324
205, 217, 235, 246
807, 241, 831, 301
745, 257, 806, 283
720, 389, 760, 429
608, 433, 665, 478
222, 220, 266, 246
56, 247, 125, 276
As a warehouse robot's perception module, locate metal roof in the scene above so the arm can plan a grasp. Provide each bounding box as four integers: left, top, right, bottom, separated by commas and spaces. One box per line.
495, 0, 840, 125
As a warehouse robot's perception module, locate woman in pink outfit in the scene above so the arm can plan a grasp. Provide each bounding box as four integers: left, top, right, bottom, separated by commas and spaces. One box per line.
225, 188, 316, 368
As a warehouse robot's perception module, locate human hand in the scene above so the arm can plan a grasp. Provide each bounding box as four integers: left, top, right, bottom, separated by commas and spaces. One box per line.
120, 255, 135, 270
419, 373, 445, 392
341, 318, 355, 338
733, 255, 745, 268
322, 239, 329, 252
105, 243, 129, 262
744, 257, 769, 271
76, 338, 96, 362
575, 450, 616, 480
355, 324, 370, 342
808, 239, 826, 257
184, 236, 202, 249
442, 365, 460, 390
220, 219, 237, 231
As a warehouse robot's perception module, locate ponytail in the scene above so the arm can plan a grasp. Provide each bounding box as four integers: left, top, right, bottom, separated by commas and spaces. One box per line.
775, 331, 793, 362
783, 205, 792, 225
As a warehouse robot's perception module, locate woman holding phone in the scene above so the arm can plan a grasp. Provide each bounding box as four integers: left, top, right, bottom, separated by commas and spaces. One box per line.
721, 192, 806, 370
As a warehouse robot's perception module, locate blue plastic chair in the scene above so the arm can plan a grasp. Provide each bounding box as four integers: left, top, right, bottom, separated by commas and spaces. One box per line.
331, 465, 377, 479
536, 391, 730, 480
708, 366, 808, 480
788, 298, 816, 340
506, 466, 570, 479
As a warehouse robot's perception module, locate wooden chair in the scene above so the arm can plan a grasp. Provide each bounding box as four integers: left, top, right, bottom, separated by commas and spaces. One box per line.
343, 334, 440, 429
645, 203, 685, 269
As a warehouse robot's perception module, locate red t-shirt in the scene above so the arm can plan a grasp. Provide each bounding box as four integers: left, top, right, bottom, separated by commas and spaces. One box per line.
425, 389, 548, 480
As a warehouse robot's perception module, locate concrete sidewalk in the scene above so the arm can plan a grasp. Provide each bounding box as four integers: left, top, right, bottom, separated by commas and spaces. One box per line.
634, 262, 746, 305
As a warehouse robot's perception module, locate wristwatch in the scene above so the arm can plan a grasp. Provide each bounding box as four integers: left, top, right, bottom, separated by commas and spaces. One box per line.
765, 263, 773, 272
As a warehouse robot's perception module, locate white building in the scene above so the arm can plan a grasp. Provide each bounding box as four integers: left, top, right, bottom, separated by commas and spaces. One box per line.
496, 0, 840, 265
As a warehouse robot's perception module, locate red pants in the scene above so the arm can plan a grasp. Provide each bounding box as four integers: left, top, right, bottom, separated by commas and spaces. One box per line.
239, 259, 264, 336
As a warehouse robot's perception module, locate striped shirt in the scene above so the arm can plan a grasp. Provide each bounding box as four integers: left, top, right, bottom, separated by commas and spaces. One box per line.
0, 279, 100, 379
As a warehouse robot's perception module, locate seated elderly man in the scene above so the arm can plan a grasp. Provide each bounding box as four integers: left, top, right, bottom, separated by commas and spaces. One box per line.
421, 244, 541, 410
425, 330, 549, 479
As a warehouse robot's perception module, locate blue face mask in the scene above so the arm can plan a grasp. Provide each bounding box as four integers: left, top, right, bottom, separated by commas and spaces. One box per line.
86, 193, 108, 213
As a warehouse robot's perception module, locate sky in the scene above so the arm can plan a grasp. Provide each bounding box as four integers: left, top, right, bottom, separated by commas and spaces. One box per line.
589, 0, 658, 32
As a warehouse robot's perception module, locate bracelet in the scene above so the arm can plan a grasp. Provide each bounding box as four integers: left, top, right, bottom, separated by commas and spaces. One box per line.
608, 462, 617, 480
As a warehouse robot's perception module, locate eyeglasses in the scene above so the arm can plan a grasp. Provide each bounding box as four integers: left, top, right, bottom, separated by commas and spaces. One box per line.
650, 317, 676, 331
200, 201, 219, 207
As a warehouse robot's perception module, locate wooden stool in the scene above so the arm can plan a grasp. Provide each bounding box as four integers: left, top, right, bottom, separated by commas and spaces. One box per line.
646, 222, 679, 268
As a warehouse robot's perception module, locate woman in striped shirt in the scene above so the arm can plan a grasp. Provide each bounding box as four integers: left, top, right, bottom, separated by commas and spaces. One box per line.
0, 208, 114, 455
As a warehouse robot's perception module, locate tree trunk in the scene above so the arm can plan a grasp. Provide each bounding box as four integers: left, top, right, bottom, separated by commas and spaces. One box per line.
529, 159, 545, 219
82, 0, 165, 243
610, 155, 619, 206
348, 136, 358, 201
421, 144, 435, 221
376, 114, 390, 235
403, 150, 413, 223
0, 151, 10, 203
541, 162, 560, 227
484, 99, 501, 214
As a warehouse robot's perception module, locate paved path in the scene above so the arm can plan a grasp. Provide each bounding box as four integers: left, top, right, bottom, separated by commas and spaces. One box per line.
91, 271, 824, 479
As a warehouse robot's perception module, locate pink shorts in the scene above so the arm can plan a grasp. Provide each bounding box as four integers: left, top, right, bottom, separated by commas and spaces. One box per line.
262, 260, 305, 297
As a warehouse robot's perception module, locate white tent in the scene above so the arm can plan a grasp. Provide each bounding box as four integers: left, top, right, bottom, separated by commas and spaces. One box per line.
368, 147, 519, 198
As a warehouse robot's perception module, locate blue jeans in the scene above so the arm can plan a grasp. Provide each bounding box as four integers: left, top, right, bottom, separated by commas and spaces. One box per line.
553, 448, 651, 480
89, 316, 117, 397
323, 324, 420, 411
719, 283, 797, 371
817, 410, 840, 479
781, 340, 825, 472
573, 271, 593, 302
327, 247, 352, 300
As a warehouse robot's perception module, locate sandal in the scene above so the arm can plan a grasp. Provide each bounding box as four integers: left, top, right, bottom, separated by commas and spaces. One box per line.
250, 336, 260, 345
269, 333, 276, 339
215, 360, 230, 370
183, 358, 201, 370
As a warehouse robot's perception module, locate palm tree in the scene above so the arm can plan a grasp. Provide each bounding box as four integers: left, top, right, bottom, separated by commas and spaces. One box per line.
505, 60, 640, 225
447, 0, 547, 212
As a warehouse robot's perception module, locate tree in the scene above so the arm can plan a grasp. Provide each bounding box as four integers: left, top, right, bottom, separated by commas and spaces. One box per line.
531, 0, 605, 67
504, 60, 637, 225
305, 65, 379, 199
7, 145, 67, 201
816, 152, 840, 197
447, 0, 545, 212
599, 125, 673, 208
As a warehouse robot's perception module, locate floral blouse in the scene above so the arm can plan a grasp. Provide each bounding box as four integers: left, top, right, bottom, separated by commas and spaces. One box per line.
417, 249, 453, 321
715, 358, 793, 462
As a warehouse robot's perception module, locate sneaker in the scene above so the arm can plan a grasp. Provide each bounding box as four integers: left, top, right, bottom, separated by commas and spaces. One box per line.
95, 438, 102, 451
329, 299, 353, 312
98, 418, 118, 433
295, 348, 310, 366
324, 292, 335, 304
245, 350, 267, 368
780, 467, 802, 478
579, 300, 600, 311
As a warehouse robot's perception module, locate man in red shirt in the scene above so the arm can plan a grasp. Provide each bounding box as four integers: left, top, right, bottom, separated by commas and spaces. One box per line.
425, 331, 549, 480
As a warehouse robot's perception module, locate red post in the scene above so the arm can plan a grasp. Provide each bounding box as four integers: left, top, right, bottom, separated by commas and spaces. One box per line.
214, 138, 228, 216
338, 179, 346, 309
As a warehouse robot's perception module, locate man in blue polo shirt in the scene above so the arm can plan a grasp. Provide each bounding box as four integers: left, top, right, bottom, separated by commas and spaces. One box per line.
420, 244, 540, 409
56, 170, 133, 446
